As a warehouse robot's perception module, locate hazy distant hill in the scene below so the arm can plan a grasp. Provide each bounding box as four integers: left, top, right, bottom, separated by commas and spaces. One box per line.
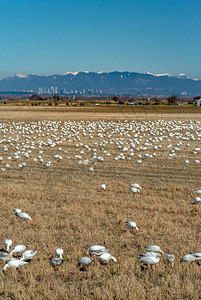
0, 71, 201, 96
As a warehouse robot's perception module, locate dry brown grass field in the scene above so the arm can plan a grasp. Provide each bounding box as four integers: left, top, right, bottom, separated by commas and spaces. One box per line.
0, 105, 201, 300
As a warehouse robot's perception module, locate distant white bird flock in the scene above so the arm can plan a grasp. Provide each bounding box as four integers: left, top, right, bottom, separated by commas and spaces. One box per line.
0, 238, 37, 271
0, 119, 199, 172
78, 244, 117, 269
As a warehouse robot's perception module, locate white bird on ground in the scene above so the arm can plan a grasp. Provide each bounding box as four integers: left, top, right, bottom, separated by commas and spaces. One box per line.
145, 245, 164, 255
0, 253, 12, 263
87, 245, 108, 256
139, 256, 160, 265
126, 221, 138, 231
99, 253, 117, 263
130, 183, 142, 189
10, 245, 27, 257
101, 184, 106, 191
20, 250, 37, 261
79, 257, 93, 268
15, 212, 32, 220
4, 239, 12, 252
3, 259, 29, 271
129, 187, 140, 194
14, 209, 31, 220
166, 254, 175, 265
51, 258, 63, 267
190, 253, 201, 261
55, 248, 64, 259
195, 190, 201, 195
181, 254, 197, 263
193, 197, 201, 204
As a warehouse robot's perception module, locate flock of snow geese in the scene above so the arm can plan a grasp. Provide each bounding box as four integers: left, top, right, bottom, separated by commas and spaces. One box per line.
1, 118, 201, 271
0, 119, 200, 171
1, 181, 200, 271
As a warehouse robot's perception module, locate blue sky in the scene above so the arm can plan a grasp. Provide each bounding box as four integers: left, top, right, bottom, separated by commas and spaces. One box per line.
0, 0, 200, 79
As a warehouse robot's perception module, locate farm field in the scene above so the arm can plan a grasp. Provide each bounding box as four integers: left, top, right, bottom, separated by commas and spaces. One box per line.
0, 105, 201, 300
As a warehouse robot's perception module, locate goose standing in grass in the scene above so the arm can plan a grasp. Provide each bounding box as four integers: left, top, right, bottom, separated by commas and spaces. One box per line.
190, 253, 201, 261
0, 253, 12, 263
4, 239, 12, 252
10, 245, 27, 257
193, 197, 201, 204
145, 245, 164, 255
3, 259, 29, 271
101, 184, 106, 191
129, 187, 140, 194
139, 256, 160, 266
130, 183, 142, 189
55, 248, 64, 259
51, 258, 63, 267
87, 245, 108, 256
126, 221, 138, 231
79, 257, 93, 268
99, 253, 117, 263
20, 250, 37, 261
166, 254, 175, 265
180, 254, 197, 263
14, 209, 32, 220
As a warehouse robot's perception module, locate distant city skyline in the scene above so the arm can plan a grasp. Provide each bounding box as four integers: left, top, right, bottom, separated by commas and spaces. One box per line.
0, 0, 200, 79
0, 71, 200, 97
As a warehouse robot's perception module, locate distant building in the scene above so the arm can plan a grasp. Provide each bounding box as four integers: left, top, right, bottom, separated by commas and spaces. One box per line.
194, 95, 201, 106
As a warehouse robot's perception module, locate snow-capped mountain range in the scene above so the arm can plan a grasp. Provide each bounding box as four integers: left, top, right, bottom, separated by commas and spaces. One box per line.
0, 71, 200, 95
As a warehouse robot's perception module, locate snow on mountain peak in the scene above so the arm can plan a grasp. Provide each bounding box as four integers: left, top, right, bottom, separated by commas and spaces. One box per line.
64, 71, 79, 76
15, 74, 28, 78
174, 73, 189, 79
146, 71, 170, 77
64, 71, 90, 76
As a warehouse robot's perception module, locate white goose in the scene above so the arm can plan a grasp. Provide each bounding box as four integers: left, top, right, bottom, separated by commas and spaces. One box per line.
99, 253, 117, 263
51, 258, 63, 267
101, 184, 106, 191
129, 187, 139, 194
0, 253, 12, 263
126, 221, 138, 231
4, 239, 12, 252
79, 257, 93, 267
145, 245, 164, 255
193, 197, 201, 204
130, 183, 142, 189
139, 256, 160, 265
20, 250, 37, 261
166, 254, 175, 265
3, 259, 28, 271
87, 245, 108, 256
191, 253, 201, 261
10, 245, 27, 257
55, 248, 64, 259
181, 254, 197, 263
14, 209, 32, 220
